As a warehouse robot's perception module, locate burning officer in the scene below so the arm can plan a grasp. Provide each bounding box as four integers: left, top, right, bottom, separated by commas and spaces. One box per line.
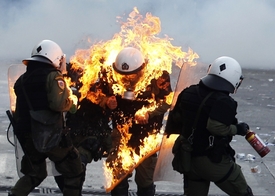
54, 63, 117, 192
9, 40, 84, 196
166, 56, 254, 196
107, 47, 172, 196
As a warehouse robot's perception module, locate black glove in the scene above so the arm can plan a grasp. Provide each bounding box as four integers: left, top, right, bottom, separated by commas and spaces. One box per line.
236, 122, 250, 136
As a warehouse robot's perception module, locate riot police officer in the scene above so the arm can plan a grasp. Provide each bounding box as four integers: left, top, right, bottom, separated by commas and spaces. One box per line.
167, 56, 254, 196
9, 40, 84, 196
107, 47, 172, 196
54, 63, 116, 193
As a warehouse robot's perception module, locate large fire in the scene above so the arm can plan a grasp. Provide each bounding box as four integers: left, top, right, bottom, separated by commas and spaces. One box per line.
67, 7, 199, 192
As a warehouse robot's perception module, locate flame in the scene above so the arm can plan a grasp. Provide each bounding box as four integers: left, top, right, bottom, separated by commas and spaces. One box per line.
104, 127, 162, 192
66, 7, 199, 192
165, 91, 174, 105
64, 77, 78, 106
9, 86, 16, 112
68, 7, 199, 101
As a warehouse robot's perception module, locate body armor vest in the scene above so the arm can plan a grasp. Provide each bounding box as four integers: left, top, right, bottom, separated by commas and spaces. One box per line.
178, 82, 235, 156
14, 63, 56, 132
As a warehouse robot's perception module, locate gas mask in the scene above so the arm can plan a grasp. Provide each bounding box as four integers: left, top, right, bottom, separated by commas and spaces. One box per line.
116, 69, 144, 100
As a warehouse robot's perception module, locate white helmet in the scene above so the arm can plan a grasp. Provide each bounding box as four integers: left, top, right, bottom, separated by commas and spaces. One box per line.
201, 56, 243, 93
113, 47, 145, 74
23, 40, 66, 70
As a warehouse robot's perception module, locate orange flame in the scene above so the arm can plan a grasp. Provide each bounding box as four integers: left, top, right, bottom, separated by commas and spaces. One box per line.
67, 7, 199, 191
63, 77, 78, 106
68, 7, 199, 101
104, 127, 162, 192
165, 91, 174, 105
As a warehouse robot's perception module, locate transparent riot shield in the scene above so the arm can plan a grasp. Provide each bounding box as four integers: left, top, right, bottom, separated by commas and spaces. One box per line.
153, 62, 207, 183
7, 64, 60, 177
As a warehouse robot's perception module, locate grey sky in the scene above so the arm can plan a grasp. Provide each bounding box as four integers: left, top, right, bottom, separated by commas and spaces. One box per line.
1, 0, 275, 69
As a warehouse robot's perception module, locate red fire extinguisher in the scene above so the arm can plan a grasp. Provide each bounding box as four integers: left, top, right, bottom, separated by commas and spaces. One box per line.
245, 130, 270, 158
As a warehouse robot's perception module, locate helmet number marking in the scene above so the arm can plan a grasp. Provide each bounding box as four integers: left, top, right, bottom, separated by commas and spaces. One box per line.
219, 63, 226, 72
121, 63, 129, 70
36, 45, 42, 53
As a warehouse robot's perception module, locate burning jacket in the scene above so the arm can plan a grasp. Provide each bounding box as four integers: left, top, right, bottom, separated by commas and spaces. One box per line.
111, 71, 172, 149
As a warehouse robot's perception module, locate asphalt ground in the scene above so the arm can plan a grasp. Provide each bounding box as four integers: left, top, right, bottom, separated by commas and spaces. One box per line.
0, 68, 275, 195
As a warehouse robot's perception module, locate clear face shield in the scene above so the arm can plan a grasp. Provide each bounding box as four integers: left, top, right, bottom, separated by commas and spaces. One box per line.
115, 68, 144, 100
121, 73, 140, 91
58, 54, 67, 74
234, 75, 244, 93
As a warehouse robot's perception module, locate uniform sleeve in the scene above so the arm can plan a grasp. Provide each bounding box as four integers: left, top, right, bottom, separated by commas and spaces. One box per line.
164, 90, 184, 135
207, 118, 237, 136
148, 101, 170, 118
208, 95, 238, 136
46, 71, 73, 112
149, 73, 172, 118
209, 96, 237, 125
98, 96, 108, 109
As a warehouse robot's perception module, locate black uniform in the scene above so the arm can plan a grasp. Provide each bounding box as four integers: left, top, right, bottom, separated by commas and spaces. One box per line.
109, 71, 172, 196
168, 81, 253, 196
10, 62, 83, 196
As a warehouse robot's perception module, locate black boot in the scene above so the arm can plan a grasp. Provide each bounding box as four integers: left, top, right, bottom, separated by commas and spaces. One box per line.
244, 186, 254, 196
8, 192, 16, 196
54, 175, 64, 192
183, 174, 189, 196
137, 183, 156, 196
111, 178, 129, 196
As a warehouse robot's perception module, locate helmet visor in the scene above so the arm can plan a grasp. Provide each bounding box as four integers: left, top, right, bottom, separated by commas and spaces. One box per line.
234, 75, 244, 93
114, 67, 145, 91
57, 54, 67, 74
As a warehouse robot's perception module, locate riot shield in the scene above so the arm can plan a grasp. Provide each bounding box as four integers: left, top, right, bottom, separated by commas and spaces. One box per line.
7, 64, 60, 177
153, 62, 207, 183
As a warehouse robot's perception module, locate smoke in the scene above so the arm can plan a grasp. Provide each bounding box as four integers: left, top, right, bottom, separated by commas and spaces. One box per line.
1, 0, 275, 69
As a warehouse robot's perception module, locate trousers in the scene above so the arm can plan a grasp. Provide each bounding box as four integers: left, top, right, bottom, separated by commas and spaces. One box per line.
185, 155, 253, 196
111, 154, 157, 196
10, 133, 83, 196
